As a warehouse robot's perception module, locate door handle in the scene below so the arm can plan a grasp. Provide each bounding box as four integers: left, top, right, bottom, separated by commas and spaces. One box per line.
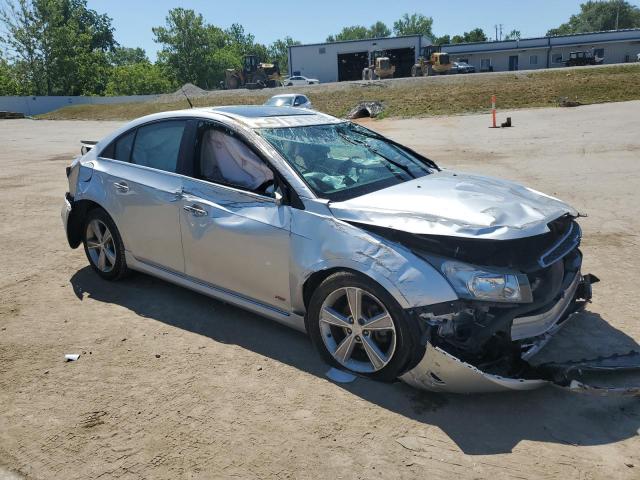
113, 181, 129, 193
183, 204, 207, 217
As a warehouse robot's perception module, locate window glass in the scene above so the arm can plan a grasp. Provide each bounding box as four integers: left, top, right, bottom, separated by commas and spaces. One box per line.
199, 128, 274, 191
480, 58, 491, 70
114, 130, 135, 162
259, 123, 434, 201
131, 120, 186, 173
294, 96, 306, 106
530, 55, 538, 65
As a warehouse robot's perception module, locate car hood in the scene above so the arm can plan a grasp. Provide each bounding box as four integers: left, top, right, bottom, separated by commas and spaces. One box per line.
329, 171, 578, 240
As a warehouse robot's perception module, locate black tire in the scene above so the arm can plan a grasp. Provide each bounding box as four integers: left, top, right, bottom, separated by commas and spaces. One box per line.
306, 271, 422, 382
82, 208, 130, 281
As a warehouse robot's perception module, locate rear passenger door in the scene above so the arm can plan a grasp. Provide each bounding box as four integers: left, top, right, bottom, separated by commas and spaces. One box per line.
99, 119, 189, 273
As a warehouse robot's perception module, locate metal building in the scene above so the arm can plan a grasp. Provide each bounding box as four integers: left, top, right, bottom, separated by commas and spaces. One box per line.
444, 29, 640, 72
288, 35, 430, 83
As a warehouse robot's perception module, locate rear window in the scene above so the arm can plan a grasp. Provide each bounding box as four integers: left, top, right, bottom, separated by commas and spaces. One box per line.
131, 121, 186, 173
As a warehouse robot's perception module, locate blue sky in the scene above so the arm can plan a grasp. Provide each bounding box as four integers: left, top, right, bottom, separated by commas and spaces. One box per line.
87, 0, 640, 60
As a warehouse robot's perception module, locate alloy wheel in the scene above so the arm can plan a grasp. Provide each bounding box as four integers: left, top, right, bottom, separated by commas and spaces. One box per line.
319, 287, 397, 373
85, 219, 116, 273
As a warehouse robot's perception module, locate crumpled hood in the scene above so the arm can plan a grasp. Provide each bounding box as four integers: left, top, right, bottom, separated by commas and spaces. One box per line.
329, 171, 578, 240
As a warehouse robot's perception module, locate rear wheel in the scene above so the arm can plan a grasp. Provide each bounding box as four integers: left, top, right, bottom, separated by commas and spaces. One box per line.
82, 208, 129, 281
307, 271, 421, 381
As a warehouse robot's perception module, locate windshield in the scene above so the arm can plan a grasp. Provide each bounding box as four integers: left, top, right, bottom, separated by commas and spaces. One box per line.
265, 96, 293, 106
258, 123, 436, 201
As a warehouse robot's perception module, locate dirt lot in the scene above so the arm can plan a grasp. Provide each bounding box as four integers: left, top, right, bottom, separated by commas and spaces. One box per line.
1, 101, 639, 479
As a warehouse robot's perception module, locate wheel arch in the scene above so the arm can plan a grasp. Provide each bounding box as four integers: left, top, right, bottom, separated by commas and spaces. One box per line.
66, 199, 110, 248
301, 264, 410, 312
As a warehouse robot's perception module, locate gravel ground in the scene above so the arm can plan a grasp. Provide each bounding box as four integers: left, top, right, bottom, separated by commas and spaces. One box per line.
1, 101, 639, 479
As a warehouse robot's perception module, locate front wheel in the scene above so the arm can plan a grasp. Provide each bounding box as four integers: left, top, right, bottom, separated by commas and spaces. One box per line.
307, 271, 421, 381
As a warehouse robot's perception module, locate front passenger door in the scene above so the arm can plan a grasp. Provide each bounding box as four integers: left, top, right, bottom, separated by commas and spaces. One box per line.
179, 125, 292, 310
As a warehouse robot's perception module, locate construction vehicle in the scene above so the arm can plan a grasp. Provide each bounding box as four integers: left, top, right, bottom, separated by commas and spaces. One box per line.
564, 50, 604, 67
411, 46, 452, 76
224, 55, 281, 90
362, 51, 395, 80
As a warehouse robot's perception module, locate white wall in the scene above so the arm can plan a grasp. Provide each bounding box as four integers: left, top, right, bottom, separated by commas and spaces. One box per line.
0, 94, 159, 116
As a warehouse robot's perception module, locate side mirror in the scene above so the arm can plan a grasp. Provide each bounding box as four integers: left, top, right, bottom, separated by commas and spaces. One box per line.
265, 181, 284, 206
274, 189, 283, 206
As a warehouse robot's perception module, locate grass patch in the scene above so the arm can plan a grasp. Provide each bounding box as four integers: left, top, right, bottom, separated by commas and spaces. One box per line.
40, 64, 640, 121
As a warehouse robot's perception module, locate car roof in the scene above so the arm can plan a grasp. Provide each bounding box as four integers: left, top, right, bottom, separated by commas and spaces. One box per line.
207, 105, 341, 128
269, 94, 297, 99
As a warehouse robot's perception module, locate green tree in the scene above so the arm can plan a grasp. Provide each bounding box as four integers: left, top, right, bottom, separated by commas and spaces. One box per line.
547, 0, 640, 36
450, 28, 488, 44
369, 21, 391, 38
0, 0, 116, 95
153, 8, 227, 88
434, 34, 451, 45
326, 25, 369, 42
464, 28, 488, 42
267, 36, 300, 73
326, 21, 391, 42
0, 54, 21, 94
109, 46, 148, 66
106, 62, 174, 95
505, 29, 521, 40
392, 13, 434, 38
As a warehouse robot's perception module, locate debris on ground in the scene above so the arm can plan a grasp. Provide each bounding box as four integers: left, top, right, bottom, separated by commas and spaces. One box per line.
0, 111, 25, 119
347, 101, 385, 119
559, 96, 583, 107
64, 354, 80, 362
155, 83, 208, 104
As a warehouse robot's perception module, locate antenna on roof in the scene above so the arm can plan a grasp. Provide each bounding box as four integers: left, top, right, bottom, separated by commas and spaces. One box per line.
181, 87, 194, 109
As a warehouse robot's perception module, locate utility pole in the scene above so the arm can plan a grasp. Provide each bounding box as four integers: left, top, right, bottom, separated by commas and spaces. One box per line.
499, 24, 503, 41
495, 24, 498, 41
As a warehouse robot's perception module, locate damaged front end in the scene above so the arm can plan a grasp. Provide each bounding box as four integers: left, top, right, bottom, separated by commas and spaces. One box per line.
356, 217, 640, 395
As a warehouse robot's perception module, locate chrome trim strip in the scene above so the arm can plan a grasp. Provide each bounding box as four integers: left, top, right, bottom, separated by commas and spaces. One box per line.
538, 221, 581, 268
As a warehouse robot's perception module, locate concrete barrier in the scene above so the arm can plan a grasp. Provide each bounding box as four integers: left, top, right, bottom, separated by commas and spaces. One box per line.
0, 95, 159, 116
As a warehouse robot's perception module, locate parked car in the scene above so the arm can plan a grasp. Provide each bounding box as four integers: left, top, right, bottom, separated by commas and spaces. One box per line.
62, 106, 596, 393
451, 61, 476, 74
264, 94, 313, 109
285, 75, 320, 86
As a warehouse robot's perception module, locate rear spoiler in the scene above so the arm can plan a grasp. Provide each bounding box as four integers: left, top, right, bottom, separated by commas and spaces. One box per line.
81, 140, 98, 155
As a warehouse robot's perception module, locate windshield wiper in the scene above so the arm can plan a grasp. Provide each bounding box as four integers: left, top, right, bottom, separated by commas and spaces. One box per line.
337, 131, 417, 179
347, 125, 440, 171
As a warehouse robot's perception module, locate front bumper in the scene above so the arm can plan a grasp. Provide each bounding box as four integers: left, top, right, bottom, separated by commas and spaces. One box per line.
400, 273, 640, 395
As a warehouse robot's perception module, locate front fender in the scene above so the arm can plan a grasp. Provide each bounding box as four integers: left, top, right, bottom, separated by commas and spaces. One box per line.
289, 209, 458, 313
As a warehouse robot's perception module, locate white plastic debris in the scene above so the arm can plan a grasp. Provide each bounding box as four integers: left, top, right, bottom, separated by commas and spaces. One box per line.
326, 367, 356, 384
65, 354, 80, 362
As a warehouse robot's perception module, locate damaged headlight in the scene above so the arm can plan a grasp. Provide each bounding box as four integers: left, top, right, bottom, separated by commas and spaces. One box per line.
441, 261, 532, 303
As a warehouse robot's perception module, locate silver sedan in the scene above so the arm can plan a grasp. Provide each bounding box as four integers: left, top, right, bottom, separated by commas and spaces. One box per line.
62, 106, 595, 393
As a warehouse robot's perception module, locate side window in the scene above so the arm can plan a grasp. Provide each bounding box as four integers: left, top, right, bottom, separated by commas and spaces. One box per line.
198, 127, 274, 192
294, 96, 305, 106
114, 130, 135, 162
100, 129, 134, 161
131, 120, 186, 173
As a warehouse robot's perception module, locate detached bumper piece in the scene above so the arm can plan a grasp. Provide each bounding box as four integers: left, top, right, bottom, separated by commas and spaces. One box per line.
401, 343, 640, 396
534, 351, 640, 397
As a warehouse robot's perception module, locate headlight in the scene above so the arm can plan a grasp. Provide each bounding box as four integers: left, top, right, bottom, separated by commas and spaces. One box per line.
441, 261, 532, 303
